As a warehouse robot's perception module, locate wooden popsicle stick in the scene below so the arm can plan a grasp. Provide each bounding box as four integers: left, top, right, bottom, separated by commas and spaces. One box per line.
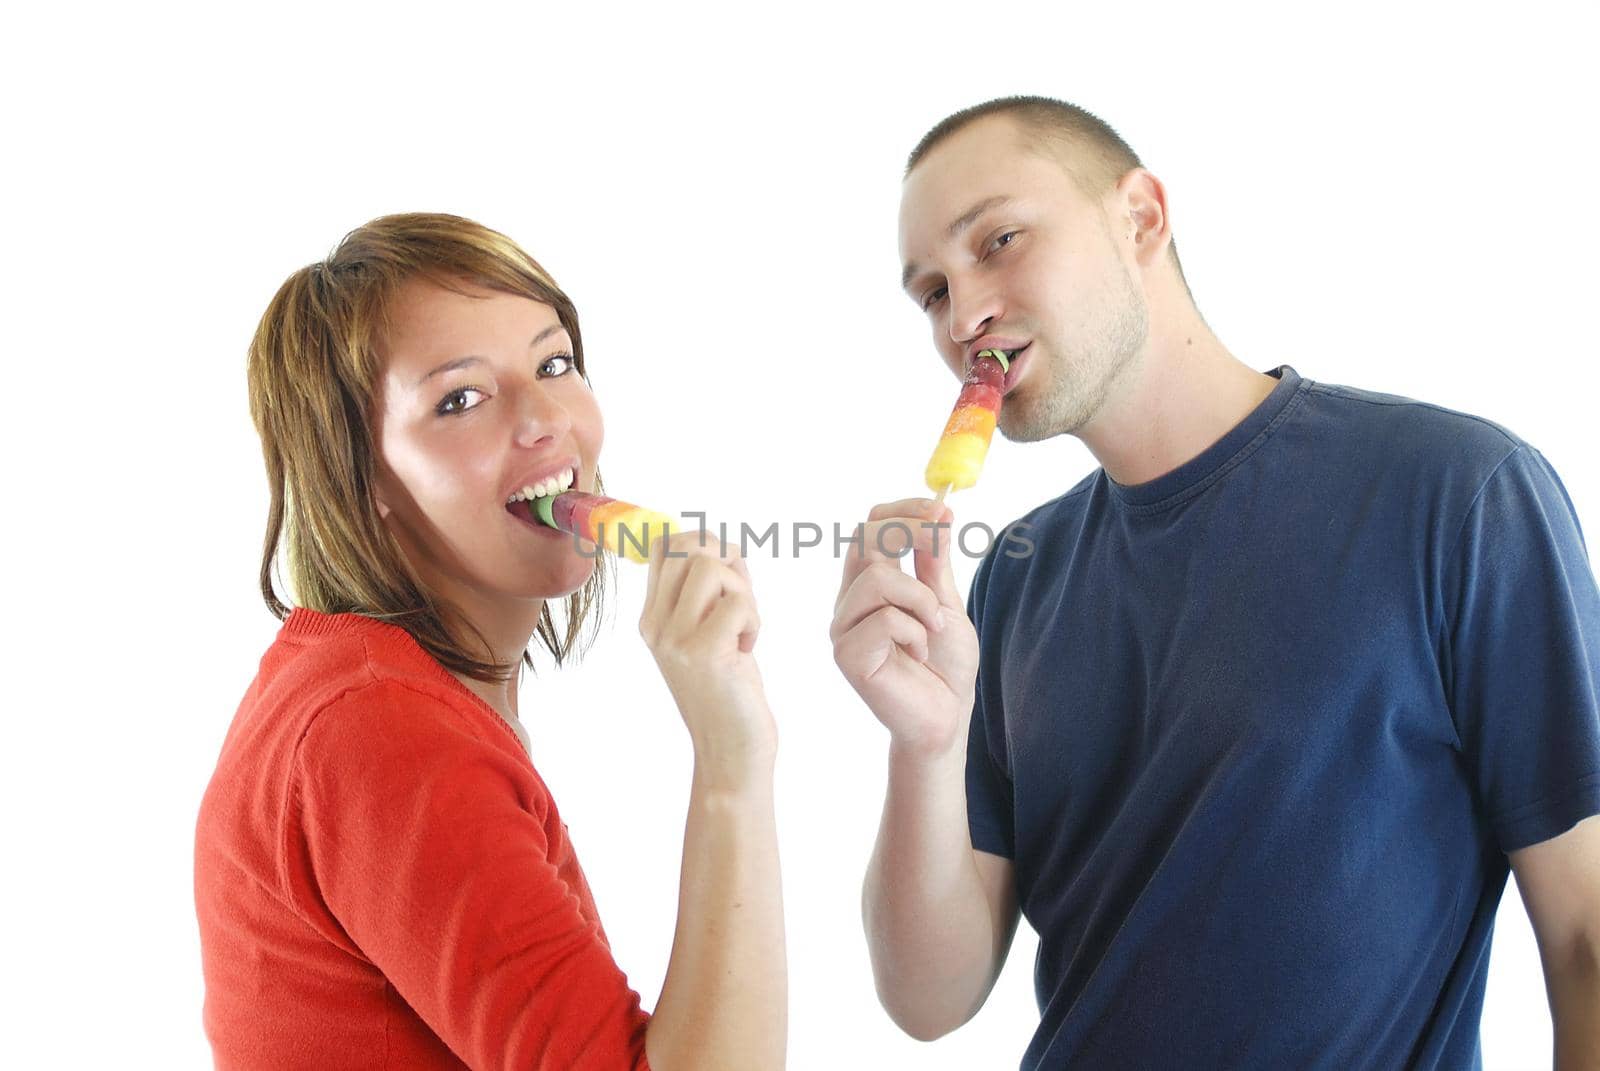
934, 485, 950, 508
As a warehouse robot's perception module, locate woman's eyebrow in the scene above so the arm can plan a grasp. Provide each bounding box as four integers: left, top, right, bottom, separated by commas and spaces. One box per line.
416, 324, 569, 385
417, 355, 484, 385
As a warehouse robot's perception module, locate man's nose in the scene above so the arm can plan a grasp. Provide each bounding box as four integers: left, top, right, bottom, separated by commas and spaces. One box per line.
511, 385, 573, 449
947, 278, 1002, 347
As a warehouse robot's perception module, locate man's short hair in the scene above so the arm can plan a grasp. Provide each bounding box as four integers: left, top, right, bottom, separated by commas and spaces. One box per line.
907, 95, 1141, 196
907, 95, 1191, 295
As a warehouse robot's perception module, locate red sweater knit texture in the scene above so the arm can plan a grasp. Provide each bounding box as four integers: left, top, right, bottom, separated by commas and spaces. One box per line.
195, 608, 653, 1069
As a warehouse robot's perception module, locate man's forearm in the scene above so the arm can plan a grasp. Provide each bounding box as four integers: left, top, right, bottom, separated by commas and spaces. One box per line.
1549, 944, 1600, 1071
863, 738, 1000, 1040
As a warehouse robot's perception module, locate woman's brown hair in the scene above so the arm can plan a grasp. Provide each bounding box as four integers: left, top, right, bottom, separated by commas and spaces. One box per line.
247, 212, 611, 681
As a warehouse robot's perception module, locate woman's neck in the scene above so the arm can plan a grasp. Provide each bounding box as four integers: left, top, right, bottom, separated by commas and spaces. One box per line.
437, 593, 545, 725
454, 668, 522, 724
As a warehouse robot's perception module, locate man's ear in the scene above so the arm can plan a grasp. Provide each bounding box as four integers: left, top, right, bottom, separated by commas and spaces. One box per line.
1116, 167, 1172, 270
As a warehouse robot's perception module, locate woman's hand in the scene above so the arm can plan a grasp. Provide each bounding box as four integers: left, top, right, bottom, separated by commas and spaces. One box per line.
640, 528, 776, 789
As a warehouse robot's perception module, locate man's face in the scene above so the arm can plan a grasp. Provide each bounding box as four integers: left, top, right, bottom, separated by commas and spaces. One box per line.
898, 115, 1149, 441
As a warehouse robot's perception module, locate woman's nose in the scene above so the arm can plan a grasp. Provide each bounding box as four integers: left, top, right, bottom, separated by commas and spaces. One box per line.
511, 385, 572, 449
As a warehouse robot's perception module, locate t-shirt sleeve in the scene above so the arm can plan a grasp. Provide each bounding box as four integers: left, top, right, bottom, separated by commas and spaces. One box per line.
965, 546, 1017, 859
1444, 444, 1600, 853
287, 680, 653, 1070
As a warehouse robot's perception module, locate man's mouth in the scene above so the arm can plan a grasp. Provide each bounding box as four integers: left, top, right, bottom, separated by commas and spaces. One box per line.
968, 341, 1028, 375
991, 345, 1029, 393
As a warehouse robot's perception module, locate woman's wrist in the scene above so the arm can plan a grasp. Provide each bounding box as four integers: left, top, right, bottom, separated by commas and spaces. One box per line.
690, 738, 778, 799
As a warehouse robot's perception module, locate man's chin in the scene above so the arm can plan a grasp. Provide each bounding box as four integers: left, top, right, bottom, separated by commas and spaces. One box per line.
999, 402, 1061, 444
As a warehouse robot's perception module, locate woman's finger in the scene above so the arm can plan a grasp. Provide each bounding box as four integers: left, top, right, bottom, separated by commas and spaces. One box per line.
649, 530, 716, 632
664, 555, 751, 642
640, 531, 671, 628
697, 588, 761, 656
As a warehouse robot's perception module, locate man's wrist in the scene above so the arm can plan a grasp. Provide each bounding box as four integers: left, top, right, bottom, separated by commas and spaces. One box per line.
888, 731, 967, 777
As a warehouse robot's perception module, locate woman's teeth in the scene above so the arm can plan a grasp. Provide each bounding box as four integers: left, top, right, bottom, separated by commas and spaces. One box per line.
506, 467, 575, 504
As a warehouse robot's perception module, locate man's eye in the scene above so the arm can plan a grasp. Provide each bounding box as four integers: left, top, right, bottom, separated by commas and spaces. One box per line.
436, 387, 487, 415
920, 286, 947, 311
540, 353, 576, 377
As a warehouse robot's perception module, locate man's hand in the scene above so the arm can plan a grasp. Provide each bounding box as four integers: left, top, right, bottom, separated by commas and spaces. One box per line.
830, 498, 979, 758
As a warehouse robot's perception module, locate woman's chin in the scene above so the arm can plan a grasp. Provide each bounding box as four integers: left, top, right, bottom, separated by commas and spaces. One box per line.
492, 529, 600, 599
525, 555, 598, 600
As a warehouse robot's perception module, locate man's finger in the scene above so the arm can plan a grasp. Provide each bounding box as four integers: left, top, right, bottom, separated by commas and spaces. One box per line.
836, 514, 953, 604
868, 497, 951, 524
912, 505, 965, 611
834, 605, 932, 678
831, 562, 944, 643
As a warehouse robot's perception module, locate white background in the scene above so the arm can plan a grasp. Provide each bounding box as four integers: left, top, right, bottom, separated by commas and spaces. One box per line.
4, 1, 1595, 1067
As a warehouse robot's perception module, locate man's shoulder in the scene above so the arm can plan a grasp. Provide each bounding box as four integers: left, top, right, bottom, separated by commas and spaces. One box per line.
1300, 377, 1525, 473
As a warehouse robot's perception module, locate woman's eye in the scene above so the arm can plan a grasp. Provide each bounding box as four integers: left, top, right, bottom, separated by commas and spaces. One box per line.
540, 353, 575, 377
921, 286, 947, 311
436, 387, 487, 415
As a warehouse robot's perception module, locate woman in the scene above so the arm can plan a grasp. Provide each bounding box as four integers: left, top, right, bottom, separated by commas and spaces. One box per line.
194, 213, 785, 1069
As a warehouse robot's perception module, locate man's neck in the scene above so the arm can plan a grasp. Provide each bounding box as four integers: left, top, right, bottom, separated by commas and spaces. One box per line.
1078, 319, 1276, 488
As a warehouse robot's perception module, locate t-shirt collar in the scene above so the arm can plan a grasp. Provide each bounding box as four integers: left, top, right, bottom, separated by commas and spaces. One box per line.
1107, 365, 1307, 509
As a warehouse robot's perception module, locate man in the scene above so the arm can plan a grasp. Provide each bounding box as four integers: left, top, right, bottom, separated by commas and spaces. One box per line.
830, 96, 1600, 1068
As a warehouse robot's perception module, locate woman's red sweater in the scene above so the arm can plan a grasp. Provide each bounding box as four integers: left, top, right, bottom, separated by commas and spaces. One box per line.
195, 609, 652, 1069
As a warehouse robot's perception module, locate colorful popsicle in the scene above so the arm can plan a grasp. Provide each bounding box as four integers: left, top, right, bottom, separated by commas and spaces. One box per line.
925, 348, 1009, 496
534, 490, 674, 563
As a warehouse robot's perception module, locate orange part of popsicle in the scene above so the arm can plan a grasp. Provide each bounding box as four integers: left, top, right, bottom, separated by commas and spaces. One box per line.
925, 349, 1008, 494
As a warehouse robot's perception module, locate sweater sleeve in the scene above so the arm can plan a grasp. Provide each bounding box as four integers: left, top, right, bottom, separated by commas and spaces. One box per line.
284, 678, 653, 1070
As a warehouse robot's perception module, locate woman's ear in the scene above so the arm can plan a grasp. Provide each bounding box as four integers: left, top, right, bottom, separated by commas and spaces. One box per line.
371, 464, 395, 521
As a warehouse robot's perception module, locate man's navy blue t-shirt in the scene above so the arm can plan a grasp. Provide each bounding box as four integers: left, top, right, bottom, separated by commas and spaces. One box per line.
965, 366, 1600, 1069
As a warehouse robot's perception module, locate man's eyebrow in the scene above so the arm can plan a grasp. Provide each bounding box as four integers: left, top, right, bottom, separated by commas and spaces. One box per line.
900, 194, 1015, 292
945, 194, 1013, 240
417, 323, 568, 385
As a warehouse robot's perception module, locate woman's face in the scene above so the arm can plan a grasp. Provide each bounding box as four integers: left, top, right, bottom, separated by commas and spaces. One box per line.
371, 277, 603, 617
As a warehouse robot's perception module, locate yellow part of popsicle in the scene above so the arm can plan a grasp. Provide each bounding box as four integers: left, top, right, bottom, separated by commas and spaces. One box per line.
588, 503, 675, 563
925, 431, 991, 493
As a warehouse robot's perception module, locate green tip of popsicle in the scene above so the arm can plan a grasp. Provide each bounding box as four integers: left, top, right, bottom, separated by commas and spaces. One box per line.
534, 492, 560, 528
978, 348, 1011, 373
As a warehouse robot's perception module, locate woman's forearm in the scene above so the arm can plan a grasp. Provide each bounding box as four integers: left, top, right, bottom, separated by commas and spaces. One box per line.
646, 761, 786, 1071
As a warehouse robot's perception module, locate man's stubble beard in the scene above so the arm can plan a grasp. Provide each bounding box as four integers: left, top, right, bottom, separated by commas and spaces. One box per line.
1000, 259, 1150, 444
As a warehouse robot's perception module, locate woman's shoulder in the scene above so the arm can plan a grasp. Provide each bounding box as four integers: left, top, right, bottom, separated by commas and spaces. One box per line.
243, 608, 526, 779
